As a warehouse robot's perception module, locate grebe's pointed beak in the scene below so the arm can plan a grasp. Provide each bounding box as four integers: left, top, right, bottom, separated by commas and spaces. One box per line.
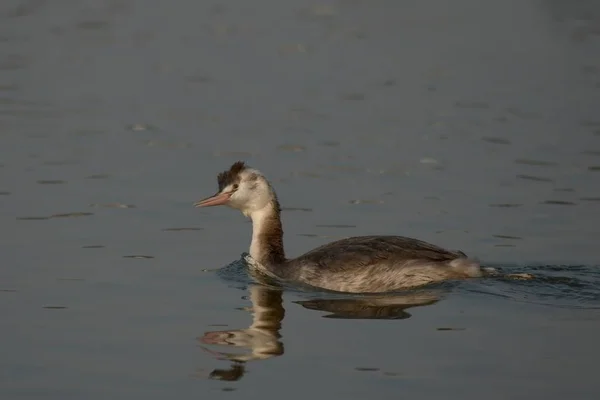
194, 192, 232, 208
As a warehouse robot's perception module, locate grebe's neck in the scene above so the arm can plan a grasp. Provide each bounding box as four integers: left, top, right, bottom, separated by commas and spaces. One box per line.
249, 197, 285, 266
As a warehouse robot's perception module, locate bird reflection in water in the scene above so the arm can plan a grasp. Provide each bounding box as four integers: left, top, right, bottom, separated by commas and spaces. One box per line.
198, 285, 285, 381
199, 284, 440, 381
295, 291, 439, 319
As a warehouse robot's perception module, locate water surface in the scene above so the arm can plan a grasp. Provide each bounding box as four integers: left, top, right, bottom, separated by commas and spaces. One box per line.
1, 0, 600, 399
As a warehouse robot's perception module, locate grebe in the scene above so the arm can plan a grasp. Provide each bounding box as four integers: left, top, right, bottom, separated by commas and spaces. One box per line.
194, 161, 485, 293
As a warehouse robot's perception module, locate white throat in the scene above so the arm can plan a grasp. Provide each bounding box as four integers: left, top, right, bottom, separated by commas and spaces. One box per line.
248, 206, 273, 262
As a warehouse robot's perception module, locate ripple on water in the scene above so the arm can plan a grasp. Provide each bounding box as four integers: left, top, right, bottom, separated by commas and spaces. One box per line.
0, 191, 10, 195
540, 200, 576, 206
16, 216, 49, 220
355, 367, 380, 372
82, 245, 105, 249
277, 144, 306, 152
437, 327, 466, 331
516, 174, 554, 182
37, 180, 66, 184
126, 123, 156, 132
123, 255, 154, 259
489, 203, 522, 208
588, 166, 600, 171
492, 235, 522, 240
482, 137, 511, 145
50, 212, 94, 218
514, 158, 558, 167
349, 199, 384, 205
468, 264, 600, 309
420, 157, 440, 165
216, 257, 255, 288
282, 207, 312, 212
89, 203, 135, 209
318, 141, 340, 147
580, 197, 600, 202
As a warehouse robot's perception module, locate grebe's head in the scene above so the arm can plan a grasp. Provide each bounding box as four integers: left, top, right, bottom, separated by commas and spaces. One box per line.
194, 161, 275, 217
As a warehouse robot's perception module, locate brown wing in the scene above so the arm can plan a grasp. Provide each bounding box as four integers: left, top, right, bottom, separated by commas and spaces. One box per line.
292, 235, 465, 271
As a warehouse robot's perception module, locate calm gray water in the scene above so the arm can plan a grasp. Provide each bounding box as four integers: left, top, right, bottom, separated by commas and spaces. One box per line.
1, 0, 600, 399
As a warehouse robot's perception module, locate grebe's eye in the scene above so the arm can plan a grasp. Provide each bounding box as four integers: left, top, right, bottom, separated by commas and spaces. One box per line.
232, 184, 239, 191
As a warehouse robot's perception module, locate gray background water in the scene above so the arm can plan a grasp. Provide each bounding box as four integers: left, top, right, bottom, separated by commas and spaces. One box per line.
1, 0, 600, 399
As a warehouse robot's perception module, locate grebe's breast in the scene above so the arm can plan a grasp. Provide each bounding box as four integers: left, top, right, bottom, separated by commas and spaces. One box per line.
277, 236, 481, 293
